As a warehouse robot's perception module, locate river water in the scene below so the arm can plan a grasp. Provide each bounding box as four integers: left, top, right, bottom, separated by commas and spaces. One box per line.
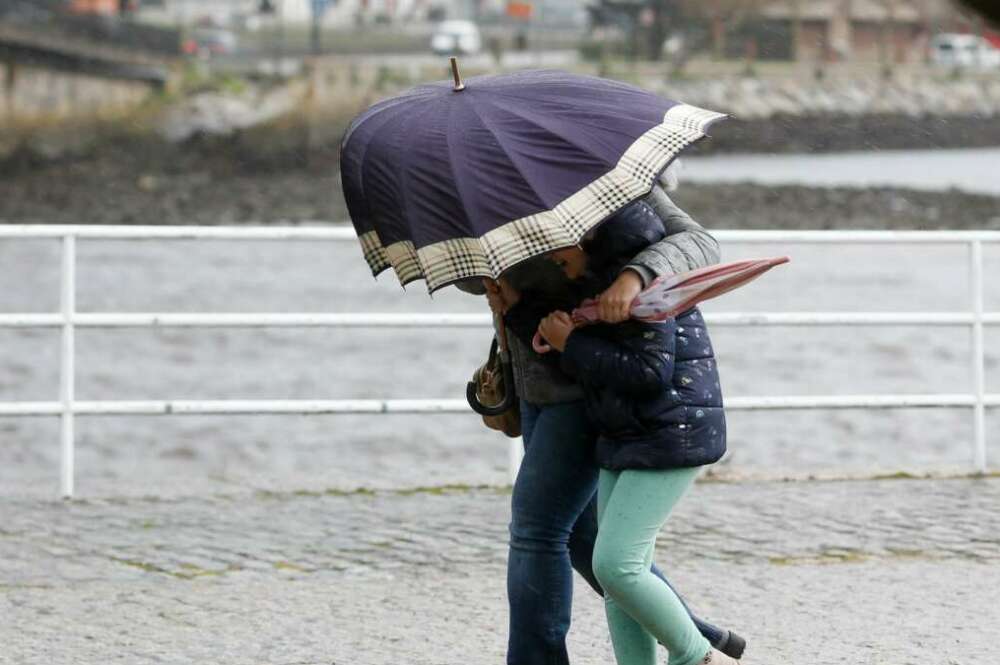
3, 231, 999, 499
682, 147, 1000, 195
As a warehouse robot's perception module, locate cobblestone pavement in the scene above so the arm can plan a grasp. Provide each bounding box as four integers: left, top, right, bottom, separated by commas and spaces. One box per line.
3, 476, 999, 665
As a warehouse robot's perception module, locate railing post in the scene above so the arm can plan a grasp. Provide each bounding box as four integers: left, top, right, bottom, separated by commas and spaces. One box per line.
509, 436, 523, 485
970, 239, 987, 473
60, 235, 76, 498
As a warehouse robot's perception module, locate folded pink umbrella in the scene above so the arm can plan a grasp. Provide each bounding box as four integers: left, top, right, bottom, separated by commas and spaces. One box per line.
533, 256, 790, 353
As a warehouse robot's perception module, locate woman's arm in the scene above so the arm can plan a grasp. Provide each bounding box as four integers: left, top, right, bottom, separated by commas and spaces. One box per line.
598, 187, 720, 322
536, 313, 675, 395
624, 186, 721, 287
559, 324, 676, 395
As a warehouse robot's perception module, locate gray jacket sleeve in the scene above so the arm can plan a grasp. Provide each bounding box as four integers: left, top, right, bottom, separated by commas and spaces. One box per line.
624, 187, 721, 287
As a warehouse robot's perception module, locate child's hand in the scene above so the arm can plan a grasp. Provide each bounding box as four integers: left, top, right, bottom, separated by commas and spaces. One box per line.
538, 311, 575, 352
597, 269, 643, 322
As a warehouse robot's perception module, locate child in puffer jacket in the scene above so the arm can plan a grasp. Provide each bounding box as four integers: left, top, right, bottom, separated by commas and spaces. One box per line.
503, 198, 735, 665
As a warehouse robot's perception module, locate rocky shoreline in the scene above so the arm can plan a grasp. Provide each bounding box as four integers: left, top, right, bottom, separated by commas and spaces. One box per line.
4, 68, 1000, 170
656, 72, 1000, 119
671, 182, 1000, 230
691, 112, 1000, 154
645, 72, 1000, 153
2, 139, 998, 230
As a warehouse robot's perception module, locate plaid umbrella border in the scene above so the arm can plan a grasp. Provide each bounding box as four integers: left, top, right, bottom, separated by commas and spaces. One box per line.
355, 103, 725, 292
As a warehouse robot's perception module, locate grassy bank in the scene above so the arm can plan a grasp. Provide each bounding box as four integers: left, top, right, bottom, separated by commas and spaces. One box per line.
4, 56, 1000, 170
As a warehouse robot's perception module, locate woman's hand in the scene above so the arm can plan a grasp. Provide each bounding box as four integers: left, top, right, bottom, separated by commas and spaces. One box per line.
537, 311, 575, 352
597, 269, 643, 323
483, 278, 520, 315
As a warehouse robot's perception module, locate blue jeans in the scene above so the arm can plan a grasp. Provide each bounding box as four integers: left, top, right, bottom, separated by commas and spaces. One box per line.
507, 399, 724, 665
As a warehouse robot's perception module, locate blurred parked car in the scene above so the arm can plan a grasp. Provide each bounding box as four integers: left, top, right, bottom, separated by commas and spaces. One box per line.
183, 27, 238, 57
430, 20, 482, 55
929, 33, 1000, 68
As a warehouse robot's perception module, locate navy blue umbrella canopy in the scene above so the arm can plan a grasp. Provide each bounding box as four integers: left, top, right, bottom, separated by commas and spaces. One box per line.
341, 68, 724, 293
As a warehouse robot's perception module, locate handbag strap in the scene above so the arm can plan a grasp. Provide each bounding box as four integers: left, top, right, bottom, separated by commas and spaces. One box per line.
494, 313, 511, 360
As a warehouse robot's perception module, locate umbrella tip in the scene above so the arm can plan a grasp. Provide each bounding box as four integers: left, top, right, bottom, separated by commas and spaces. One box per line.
450, 57, 465, 92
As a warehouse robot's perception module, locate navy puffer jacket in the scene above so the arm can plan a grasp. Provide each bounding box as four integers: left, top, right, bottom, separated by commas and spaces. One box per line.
559, 308, 726, 471
502, 198, 727, 470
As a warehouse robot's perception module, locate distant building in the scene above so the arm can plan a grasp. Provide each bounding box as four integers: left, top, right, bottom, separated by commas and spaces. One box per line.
134, 0, 446, 28
476, 0, 586, 26
135, 0, 275, 27
67, 0, 121, 14
131, 0, 582, 29
759, 0, 929, 63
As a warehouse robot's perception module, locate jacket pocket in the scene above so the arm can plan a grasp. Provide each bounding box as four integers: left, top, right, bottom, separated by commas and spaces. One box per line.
593, 391, 647, 437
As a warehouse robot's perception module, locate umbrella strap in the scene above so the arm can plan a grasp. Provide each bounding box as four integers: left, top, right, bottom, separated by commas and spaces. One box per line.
494, 313, 511, 361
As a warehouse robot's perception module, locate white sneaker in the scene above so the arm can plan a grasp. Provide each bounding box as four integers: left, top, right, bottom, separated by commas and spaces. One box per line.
702, 647, 740, 664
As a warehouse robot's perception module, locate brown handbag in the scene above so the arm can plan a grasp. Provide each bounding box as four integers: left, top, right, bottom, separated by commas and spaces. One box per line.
466, 319, 521, 438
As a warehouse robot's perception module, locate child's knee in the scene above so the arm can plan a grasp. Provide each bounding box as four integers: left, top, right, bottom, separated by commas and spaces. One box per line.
592, 542, 641, 596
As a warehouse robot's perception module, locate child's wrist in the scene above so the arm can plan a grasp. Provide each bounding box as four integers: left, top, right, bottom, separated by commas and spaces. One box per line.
554, 328, 574, 352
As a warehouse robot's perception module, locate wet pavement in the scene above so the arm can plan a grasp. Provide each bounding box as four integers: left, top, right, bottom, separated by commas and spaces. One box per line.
3, 475, 999, 664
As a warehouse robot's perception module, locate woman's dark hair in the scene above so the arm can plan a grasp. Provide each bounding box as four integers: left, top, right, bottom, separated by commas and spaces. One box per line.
504, 254, 574, 298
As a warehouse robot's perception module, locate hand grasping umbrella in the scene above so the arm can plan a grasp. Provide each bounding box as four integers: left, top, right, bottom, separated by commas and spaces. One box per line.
533, 256, 790, 353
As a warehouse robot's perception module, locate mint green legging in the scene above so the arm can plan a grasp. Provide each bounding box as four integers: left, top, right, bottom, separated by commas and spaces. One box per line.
593, 466, 710, 665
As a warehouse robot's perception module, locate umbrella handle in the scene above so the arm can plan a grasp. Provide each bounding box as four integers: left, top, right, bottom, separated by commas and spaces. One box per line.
532, 331, 553, 354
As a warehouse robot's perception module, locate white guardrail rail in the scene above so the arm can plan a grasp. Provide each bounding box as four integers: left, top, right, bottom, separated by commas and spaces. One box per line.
1, 225, 998, 498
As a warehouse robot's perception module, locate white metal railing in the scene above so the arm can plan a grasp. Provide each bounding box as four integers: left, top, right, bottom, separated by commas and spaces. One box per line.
1, 225, 998, 498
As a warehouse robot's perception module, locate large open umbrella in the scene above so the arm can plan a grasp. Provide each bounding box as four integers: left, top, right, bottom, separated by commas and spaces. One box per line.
341, 63, 726, 293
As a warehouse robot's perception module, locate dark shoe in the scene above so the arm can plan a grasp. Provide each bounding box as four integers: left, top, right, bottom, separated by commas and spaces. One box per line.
714, 629, 747, 660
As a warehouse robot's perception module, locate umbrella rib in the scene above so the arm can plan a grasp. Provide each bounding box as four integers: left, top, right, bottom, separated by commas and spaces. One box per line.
342, 87, 437, 152
351, 100, 424, 230
464, 99, 555, 214
385, 132, 419, 284
483, 97, 620, 171
442, 96, 488, 260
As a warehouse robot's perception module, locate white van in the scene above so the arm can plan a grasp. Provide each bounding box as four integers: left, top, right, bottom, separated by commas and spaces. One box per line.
929, 33, 1000, 68
430, 20, 482, 56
